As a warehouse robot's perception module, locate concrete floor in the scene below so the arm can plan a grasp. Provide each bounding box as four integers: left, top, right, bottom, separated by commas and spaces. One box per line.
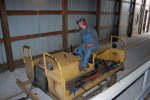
0, 33, 150, 100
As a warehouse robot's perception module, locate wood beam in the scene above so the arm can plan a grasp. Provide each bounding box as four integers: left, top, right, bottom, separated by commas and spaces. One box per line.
128, 0, 136, 37
6, 10, 131, 16
116, 0, 122, 36
122, 0, 130, 4
7, 10, 62, 16
67, 11, 96, 15
0, 0, 14, 71
68, 29, 80, 33
62, 0, 68, 51
96, 0, 101, 36
10, 31, 61, 42
146, 7, 150, 32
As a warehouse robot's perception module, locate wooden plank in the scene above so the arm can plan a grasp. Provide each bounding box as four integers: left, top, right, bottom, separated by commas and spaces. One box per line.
16, 79, 40, 100
62, 0, 68, 51
121, 12, 131, 15
7, 10, 95, 16
96, 0, 101, 36
68, 29, 80, 33
7, 10, 62, 16
6, 10, 132, 16
130, 0, 136, 36
142, 10, 148, 32
10, 31, 62, 42
0, 0, 14, 71
0, 31, 62, 43
122, 0, 130, 4
67, 11, 96, 15
116, 0, 122, 36
0, 39, 4, 43
146, 7, 150, 32
127, 0, 133, 37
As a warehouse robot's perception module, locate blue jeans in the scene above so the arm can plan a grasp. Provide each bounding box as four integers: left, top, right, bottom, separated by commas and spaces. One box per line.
74, 44, 99, 68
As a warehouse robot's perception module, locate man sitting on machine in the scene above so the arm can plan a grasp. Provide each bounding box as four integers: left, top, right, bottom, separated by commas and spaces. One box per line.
74, 18, 100, 71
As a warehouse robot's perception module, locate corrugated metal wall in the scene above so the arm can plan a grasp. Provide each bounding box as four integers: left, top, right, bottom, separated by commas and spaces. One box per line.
145, 0, 150, 32
0, 0, 148, 64
132, 0, 142, 34
119, 3, 130, 36
0, 19, 7, 64
68, 0, 96, 11
0, 0, 63, 63
99, 0, 116, 40
5, 0, 62, 10
0, 0, 97, 64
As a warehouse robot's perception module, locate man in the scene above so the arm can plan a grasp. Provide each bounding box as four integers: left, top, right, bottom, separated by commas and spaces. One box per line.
74, 18, 100, 70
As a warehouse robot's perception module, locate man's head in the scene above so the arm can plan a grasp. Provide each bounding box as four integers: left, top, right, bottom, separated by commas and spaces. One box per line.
76, 18, 87, 29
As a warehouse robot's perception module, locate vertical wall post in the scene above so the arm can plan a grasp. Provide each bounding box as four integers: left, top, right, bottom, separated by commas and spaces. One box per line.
138, 0, 146, 34
146, 7, 150, 32
62, 0, 68, 51
116, 0, 122, 36
0, 0, 14, 71
96, 0, 101, 37
128, 0, 136, 37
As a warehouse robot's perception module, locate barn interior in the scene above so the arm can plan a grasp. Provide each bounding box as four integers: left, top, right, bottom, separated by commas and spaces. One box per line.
0, 0, 150, 100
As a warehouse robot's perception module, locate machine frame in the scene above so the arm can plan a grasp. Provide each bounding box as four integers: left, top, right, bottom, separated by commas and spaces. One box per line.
16, 36, 126, 100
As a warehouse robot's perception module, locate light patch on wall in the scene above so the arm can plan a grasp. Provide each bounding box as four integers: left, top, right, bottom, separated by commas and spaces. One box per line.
135, 13, 140, 25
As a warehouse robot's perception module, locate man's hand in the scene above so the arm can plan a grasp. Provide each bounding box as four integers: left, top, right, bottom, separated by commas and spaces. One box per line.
86, 42, 94, 48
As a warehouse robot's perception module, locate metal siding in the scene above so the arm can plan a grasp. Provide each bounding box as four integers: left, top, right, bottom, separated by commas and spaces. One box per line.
0, 20, 2, 38
147, 0, 150, 5
120, 15, 129, 25
99, 0, 116, 39
132, 4, 141, 34
4, 0, 63, 62
68, 32, 82, 47
100, 15, 115, 26
38, 15, 62, 33
119, 26, 128, 36
11, 41, 21, 60
0, 19, 7, 64
99, 28, 113, 40
12, 35, 62, 60
136, 0, 143, 4
1, 0, 136, 63
5, 0, 62, 10
119, 2, 130, 36
122, 3, 130, 12
0, 44, 7, 64
132, 0, 142, 34
101, 0, 115, 12
8, 15, 62, 37
68, 0, 96, 11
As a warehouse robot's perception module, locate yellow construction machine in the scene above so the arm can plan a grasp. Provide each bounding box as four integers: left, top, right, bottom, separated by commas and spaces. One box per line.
16, 36, 126, 100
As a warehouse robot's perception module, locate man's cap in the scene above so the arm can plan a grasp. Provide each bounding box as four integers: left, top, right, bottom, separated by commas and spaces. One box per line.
76, 18, 86, 24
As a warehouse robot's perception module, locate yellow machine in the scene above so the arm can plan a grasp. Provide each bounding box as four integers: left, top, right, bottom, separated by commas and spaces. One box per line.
16, 36, 126, 100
